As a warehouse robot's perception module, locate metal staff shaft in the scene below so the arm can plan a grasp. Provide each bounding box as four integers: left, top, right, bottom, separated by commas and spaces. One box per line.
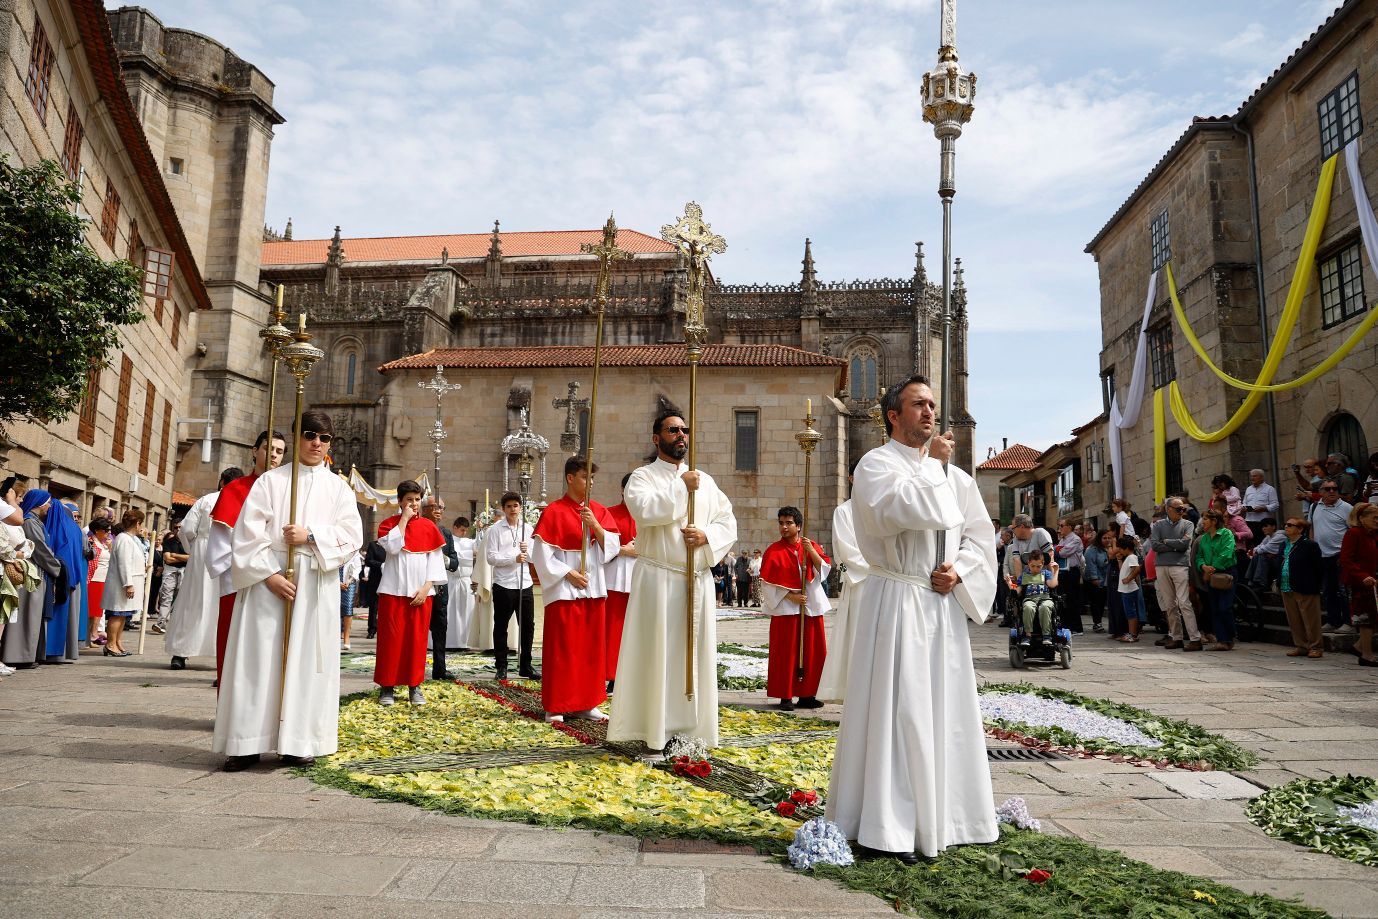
581, 301, 606, 574
684, 348, 700, 700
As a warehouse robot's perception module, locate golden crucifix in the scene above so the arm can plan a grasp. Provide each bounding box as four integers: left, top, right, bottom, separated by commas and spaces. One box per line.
577, 215, 630, 573
660, 201, 726, 701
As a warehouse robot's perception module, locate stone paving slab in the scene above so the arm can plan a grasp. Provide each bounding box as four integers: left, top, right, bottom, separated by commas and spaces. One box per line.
82, 846, 409, 897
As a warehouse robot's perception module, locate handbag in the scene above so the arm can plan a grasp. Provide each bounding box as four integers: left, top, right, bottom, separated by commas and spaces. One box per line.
1209, 572, 1234, 590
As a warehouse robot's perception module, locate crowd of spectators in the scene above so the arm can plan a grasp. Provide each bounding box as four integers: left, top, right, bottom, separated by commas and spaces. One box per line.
995, 450, 1378, 665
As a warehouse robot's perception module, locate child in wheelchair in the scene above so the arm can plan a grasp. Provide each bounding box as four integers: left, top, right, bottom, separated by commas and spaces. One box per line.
1015, 550, 1059, 647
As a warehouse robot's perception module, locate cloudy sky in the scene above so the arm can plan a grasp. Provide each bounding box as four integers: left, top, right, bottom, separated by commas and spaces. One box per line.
129, 0, 1343, 457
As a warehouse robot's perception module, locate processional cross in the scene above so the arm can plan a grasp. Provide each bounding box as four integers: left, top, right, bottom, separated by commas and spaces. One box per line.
418, 365, 462, 493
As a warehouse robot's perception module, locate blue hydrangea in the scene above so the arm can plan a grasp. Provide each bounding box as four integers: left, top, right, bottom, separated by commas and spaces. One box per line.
788, 817, 855, 870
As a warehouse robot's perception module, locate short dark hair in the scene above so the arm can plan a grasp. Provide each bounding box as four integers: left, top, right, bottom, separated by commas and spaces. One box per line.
453, 516, 471, 528
500, 491, 522, 507
621, 472, 633, 489
89, 517, 111, 533
396, 479, 423, 500
881, 375, 932, 436
777, 506, 803, 527
296, 409, 334, 437
1116, 535, 1137, 551
848, 458, 860, 478
1026, 549, 1046, 563
1261, 517, 1278, 528
118, 508, 145, 532
219, 467, 244, 489
564, 456, 597, 478
254, 430, 286, 451
653, 410, 685, 436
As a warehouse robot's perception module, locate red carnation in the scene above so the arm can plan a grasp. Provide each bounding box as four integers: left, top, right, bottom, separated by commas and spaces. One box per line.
1025, 869, 1052, 884
775, 801, 797, 817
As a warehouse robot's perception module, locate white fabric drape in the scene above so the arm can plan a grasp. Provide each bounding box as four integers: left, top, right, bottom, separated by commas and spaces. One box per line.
1108, 269, 1158, 500
1345, 140, 1378, 279
345, 469, 432, 510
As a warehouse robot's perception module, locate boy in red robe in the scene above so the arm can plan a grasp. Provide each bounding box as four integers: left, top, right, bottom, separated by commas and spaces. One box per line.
760, 505, 831, 711
373, 480, 446, 706
532, 457, 621, 722
602, 472, 637, 693
206, 430, 285, 686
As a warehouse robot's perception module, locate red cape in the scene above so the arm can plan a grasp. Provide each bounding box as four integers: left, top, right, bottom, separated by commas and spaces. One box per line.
606, 502, 636, 545
209, 470, 259, 528
760, 538, 830, 591
377, 514, 444, 552
534, 495, 618, 552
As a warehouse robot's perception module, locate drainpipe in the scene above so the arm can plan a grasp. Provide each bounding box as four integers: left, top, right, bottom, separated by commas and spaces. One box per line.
1232, 120, 1281, 490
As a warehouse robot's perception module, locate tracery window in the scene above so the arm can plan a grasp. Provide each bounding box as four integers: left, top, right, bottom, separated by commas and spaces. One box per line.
847, 344, 880, 401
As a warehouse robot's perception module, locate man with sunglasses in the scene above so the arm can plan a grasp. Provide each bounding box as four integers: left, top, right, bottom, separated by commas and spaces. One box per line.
1311, 480, 1354, 634
215, 410, 363, 771
607, 411, 738, 751
207, 429, 286, 685
1279, 517, 1324, 657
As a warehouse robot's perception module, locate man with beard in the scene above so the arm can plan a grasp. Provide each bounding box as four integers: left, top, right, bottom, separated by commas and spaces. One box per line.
607, 411, 737, 750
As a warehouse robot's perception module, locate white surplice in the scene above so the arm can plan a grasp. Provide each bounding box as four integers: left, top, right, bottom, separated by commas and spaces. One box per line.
464, 528, 516, 651
825, 439, 998, 857
816, 499, 869, 702
212, 463, 362, 758
164, 491, 220, 659
446, 535, 475, 648
607, 459, 736, 750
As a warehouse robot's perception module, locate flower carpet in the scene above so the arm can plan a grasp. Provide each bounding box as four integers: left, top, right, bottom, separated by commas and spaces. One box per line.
306, 678, 1322, 917
1246, 774, 1378, 867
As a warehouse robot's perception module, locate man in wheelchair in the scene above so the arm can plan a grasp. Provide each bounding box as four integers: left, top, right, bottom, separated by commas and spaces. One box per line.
1014, 550, 1059, 648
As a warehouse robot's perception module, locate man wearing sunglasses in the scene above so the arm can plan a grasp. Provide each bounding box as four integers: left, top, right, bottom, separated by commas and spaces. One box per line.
1311, 480, 1354, 634
607, 411, 738, 751
207, 429, 286, 685
215, 410, 363, 771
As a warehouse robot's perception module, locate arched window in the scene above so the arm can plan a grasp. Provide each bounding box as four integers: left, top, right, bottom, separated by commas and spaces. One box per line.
1325, 412, 1368, 471
847, 344, 880, 401
346, 353, 357, 395
334, 339, 363, 398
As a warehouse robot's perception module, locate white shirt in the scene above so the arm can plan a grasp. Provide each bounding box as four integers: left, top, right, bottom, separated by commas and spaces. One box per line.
760, 542, 832, 617
1310, 499, 1353, 557
453, 535, 475, 576
1118, 554, 1140, 593
486, 518, 533, 590
1242, 483, 1280, 522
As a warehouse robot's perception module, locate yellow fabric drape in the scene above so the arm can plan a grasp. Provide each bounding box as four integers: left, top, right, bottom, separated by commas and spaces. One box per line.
1167, 154, 1338, 442
1153, 388, 1167, 504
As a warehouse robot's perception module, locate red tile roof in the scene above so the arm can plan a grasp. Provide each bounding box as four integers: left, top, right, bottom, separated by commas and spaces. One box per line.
380, 344, 845, 373
976, 443, 1041, 472
171, 490, 196, 506
74, 2, 210, 310
262, 229, 676, 266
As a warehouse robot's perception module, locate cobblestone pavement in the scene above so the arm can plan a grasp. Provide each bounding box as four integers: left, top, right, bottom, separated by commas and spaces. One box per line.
0, 609, 1375, 917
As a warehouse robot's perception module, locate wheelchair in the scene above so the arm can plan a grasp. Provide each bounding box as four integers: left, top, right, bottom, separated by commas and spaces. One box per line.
1006, 588, 1072, 670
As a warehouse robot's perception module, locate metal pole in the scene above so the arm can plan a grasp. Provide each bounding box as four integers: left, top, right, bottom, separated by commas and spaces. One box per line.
685, 353, 699, 700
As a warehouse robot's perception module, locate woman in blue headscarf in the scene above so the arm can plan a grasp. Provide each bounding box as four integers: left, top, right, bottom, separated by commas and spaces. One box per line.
0, 490, 63, 667
42, 499, 88, 662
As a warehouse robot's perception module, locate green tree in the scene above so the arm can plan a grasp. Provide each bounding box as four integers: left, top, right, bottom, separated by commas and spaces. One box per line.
0, 155, 144, 429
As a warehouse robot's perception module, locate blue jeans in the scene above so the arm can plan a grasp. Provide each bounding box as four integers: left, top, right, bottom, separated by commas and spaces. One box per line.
1203, 567, 1238, 644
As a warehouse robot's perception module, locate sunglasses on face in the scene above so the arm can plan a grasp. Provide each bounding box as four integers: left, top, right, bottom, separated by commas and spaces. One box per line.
1319, 486, 1338, 492
1284, 522, 1302, 528
301, 431, 334, 444
661, 426, 690, 435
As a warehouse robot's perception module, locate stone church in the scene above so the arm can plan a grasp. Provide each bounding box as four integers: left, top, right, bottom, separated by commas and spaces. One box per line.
253, 224, 974, 547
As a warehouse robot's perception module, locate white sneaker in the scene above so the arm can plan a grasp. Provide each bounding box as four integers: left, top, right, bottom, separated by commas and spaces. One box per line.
0, 664, 14, 676
408, 686, 425, 705
570, 707, 609, 722
544, 713, 564, 723
1335, 624, 1357, 635
379, 688, 395, 707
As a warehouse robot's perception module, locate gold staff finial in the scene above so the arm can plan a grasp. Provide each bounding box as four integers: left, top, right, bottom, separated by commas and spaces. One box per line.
660, 202, 727, 701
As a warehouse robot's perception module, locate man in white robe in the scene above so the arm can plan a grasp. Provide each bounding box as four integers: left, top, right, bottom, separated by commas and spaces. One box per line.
448, 517, 475, 650
826, 376, 998, 863
167, 467, 242, 670
214, 412, 363, 770
608, 412, 737, 750
817, 464, 868, 702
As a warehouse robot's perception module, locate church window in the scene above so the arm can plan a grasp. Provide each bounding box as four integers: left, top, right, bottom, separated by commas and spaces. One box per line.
24, 14, 55, 124
1318, 72, 1360, 160
734, 410, 758, 472
847, 345, 879, 400
1149, 209, 1170, 272
111, 355, 132, 462
1165, 439, 1183, 498
1319, 241, 1364, 328
1148, 324, 1175, 388
346, 352, 357, 394
60, 100, 83, 183
100, 178, 120, 248
1324, 413, 1368, 472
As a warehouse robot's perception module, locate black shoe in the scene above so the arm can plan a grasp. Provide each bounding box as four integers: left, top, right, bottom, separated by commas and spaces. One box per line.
495, 670, 509, 681
777, 698, 795, 711
855, 844, 919, 866
366, 631, 377, 640
279, 754, 315, 767
796, 696, 824, 709
520, 668, 541, 680
170, 656, 187, 670
606, 679, 615, 694
1359, 657, 1378, 667
432, 671, 458, 681
223, 754, 260, 772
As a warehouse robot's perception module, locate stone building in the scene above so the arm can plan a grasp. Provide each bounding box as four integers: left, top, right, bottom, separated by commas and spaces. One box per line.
1088, 0, 1377, 518
996, 415, 1111, 532
0, 0, 233, 527
974, 442, 1039, 524
377, 345, 847, 553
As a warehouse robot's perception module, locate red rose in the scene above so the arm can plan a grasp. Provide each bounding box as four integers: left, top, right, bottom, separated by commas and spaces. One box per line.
692, 761, 712, 777
775, 801, 797, 817
1025, 869, 1052, 884
790, 790, 818, 805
